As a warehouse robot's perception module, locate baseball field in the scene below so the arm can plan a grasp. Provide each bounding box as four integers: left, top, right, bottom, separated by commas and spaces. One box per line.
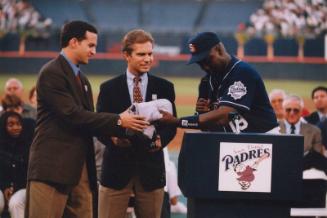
0, 74, 324, 150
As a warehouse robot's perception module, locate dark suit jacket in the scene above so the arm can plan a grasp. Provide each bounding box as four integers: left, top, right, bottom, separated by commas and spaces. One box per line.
97, 73, 177, 191
28, 55, 124, 191
305, 111, 320, 126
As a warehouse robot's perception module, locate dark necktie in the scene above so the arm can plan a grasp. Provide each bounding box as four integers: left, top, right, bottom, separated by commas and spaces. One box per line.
133, 77, 143, 103
76, 71, 83, 91
290, 124, 296, 134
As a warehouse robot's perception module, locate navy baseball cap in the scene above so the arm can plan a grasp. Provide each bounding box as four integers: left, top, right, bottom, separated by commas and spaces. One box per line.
187, 32, 220, 65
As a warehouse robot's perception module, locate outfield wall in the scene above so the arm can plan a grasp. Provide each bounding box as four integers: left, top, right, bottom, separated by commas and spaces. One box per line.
0, 56, 326, 81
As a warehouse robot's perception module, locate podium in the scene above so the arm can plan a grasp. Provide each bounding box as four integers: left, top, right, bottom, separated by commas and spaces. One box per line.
178, 132, 304, 218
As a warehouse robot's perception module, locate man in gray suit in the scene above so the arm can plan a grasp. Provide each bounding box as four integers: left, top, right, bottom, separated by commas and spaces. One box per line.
25, 21, 148, 218
279, 95, 322, 155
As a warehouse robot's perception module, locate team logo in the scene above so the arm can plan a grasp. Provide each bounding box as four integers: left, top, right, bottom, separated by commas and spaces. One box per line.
189, 44, 196, 53
218, 142, 273, 192
227, 81, 247, 100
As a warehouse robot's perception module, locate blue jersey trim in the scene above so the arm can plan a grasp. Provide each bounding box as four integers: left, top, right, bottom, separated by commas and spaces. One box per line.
219, 100, 250, 110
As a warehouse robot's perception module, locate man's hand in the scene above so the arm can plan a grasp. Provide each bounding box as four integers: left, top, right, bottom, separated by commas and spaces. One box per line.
158, 110, 179, 126
4, 187, 14, 203
148, 135, 162, 152
196, 98, 210, 113
119, 111, 149, 132
111, 137, 132, 147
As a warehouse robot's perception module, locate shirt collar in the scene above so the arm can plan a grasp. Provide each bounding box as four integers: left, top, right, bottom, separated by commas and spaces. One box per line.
60, 51, 80, 76
284, 120, 302, 134
126, 70, 148, 85
317, 111, 327, 121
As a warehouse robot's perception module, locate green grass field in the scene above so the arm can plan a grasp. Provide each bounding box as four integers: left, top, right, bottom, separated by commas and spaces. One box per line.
0, 74, 324, 116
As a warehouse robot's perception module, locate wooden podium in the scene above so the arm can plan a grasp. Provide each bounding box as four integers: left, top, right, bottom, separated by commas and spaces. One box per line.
178, 132, 304, 218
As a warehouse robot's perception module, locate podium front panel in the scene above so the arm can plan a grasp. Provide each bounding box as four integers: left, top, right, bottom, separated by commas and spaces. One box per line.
178, 132, 303, 202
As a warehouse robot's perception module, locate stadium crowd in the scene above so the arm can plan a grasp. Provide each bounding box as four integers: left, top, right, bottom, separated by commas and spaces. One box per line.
0, 0, 51, 36
248, 0, 327, 37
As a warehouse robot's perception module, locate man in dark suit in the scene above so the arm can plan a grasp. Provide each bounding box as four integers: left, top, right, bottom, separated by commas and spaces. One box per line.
97, 29, 177, 218
305, 86, 327, 150
25, 21, 148, 218
305, 86, 327, 125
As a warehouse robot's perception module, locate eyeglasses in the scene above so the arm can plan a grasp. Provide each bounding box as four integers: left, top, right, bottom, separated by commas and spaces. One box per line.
285, 108, 300, 114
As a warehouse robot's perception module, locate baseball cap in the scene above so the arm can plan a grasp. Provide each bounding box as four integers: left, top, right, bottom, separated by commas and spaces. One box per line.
187, 32, 220, 65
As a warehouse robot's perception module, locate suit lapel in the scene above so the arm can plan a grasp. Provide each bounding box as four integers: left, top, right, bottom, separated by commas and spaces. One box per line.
121, 74, 132, 108
145, 75, 156, 102
279, 121, 286, 133
59, 55, 90, 110
79, 73, 93, 110
300, 123, 307, 136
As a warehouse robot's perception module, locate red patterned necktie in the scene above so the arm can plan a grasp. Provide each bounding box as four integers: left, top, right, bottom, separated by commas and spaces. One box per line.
133, 76, 143, 103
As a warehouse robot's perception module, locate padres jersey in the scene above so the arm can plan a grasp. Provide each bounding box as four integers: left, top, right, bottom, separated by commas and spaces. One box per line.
210, 56, 278, 133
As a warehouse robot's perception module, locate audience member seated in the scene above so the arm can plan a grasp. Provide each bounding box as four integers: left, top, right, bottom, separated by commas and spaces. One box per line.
0, 111, 34, 218
1, 94, 24, 115
279, 95, 327, 208
28, 86, 37, 109
305, 86, 327, 125
3, 78, 36, 119
269, 89, 287, 121
0, 0, 52, 36
279, 95, 322, 154
1, 94, 36, 137
248, 0, 327, 37
305, 86, 327, 151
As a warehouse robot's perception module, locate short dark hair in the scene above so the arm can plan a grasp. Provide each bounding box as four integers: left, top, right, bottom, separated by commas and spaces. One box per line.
311, 86, 327, 99
122, 29, 154, 54
1, 94, 23, 111
60, 20, 98, 48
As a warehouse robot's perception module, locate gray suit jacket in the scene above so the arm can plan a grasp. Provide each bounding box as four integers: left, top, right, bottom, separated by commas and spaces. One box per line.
28, 55, 124, 190
279, 121, 322, 154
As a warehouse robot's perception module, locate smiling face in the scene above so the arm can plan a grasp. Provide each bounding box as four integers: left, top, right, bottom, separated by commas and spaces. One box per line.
124, 41, 153, 76
6, 115, 22, 138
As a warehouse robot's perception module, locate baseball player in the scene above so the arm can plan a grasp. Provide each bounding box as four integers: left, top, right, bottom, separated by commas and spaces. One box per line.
161, 32, 278, 133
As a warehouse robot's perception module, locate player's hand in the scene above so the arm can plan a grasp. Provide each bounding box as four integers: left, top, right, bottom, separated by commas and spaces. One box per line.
196, 98, 210, 113
148, 135, 162, 152
4, 187, 14, 202
158, 110, 179, 126
111, 137, 132, 147
119, 112, 149, 132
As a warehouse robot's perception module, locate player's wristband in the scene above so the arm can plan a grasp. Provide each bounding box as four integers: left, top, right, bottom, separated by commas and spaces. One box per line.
178, 115, 200, 129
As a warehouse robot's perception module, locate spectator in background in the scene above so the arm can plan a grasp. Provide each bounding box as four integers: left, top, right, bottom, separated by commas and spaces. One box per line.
0, 111, 34, 218
4, 78, 36, 119
1, 95, 24, 115
269, 89, 287, 121
305, 86, 327, 150
279, 95, 322, 154
305, 86, 327, 125
28, 86, 37, 109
